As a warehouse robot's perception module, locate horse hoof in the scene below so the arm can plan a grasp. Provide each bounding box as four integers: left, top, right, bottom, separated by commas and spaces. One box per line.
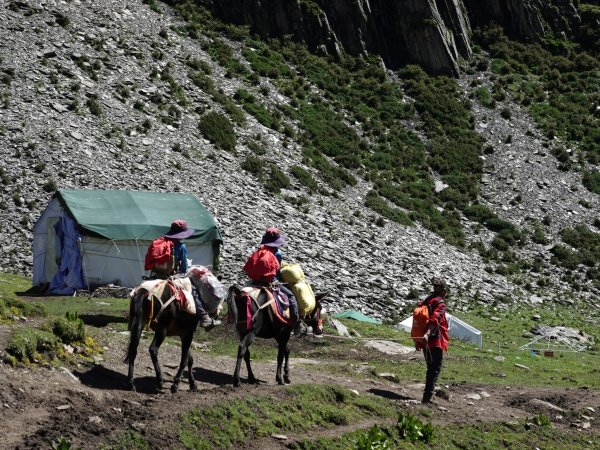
277, 379, 285, 385
128, 384, 136, 392
248, 378, 257, 385
233, 380, 241, 388
284, 377, 291, 385
171, 385, 179, 394
190, 384, 198, 392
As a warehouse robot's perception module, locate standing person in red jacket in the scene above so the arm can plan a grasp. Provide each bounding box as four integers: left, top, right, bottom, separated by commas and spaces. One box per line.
420, 277, 449, 404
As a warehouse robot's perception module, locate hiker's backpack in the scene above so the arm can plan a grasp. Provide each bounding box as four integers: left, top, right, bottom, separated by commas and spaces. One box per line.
144, 236, 174, 274
411, 298, 443, 350
243, 246, 279, 282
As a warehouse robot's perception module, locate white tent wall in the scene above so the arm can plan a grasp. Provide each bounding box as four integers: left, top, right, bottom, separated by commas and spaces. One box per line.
398, 314, 483, 348
33, 197, 217, 289
33, 197, 62, 286
79, 237, 215, 288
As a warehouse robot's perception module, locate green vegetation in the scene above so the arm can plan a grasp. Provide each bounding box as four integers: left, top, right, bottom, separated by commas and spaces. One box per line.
551, 224, 600, 288
294, 419, 594, 450
475, 25, 600, 169
178, 384, 397, 449
199, 111, 236, 152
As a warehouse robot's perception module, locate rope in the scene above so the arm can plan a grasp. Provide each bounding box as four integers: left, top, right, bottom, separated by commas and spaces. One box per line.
134, 238, 145, 274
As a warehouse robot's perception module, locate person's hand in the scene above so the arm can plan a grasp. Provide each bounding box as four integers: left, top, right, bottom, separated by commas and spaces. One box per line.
423, 331, 430, 342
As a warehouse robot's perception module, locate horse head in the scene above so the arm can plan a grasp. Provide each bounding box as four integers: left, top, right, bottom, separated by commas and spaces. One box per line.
307, 292, 328, 336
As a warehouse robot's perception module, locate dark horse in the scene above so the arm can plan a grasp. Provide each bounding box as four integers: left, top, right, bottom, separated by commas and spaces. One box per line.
226, 285, 325, 387
124, 277, 219, 393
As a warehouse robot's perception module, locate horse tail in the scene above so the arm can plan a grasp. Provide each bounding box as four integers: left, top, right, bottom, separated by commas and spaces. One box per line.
124, 289, 148, 363
226, 285, 240, 325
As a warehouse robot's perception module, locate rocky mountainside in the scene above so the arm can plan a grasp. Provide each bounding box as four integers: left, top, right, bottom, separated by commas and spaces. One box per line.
201, 0, 578, 75
0, 0, 598, 322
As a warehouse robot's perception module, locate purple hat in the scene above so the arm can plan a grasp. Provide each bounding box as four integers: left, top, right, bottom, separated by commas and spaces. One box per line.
164, 219, 194, 240
260, 227, 286, 247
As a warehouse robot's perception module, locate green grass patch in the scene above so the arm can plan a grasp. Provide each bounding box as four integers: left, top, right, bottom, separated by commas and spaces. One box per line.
178, 384, 397, 449
293, 418, 597, 450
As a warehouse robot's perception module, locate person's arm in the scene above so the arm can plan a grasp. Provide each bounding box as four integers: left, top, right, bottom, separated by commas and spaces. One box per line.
427, 300, 446, 335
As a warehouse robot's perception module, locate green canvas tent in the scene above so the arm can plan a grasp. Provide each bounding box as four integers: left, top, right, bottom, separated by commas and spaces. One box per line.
33, 189, 222, 293
333, 310, 382, 324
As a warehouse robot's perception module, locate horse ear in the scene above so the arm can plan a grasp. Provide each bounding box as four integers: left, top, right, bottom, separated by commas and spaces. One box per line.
217, 274, 223, 281
315, 292, 329, 301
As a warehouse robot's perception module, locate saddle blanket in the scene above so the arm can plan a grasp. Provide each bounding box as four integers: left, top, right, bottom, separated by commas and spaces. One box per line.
241, 286, 294, 330
133, 278, 196, 315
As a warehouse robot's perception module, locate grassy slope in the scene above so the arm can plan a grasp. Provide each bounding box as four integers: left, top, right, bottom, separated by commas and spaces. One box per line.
1, 273, 599, 449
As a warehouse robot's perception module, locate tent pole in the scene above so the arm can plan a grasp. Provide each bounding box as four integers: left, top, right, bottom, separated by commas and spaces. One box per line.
135, 238, 144, 273
78, 237, 91, 292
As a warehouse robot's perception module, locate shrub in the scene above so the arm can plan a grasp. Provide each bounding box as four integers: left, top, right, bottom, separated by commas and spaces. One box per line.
199, 112, 236, 152
6, 328, 59, 363
396, 412, 433, 443
290, 165, 318, 192
241, 155, 264, 176
582, 171, 600, 195
265, 164, 290, 194
52, 313, 86, 344
464, 204, 496, 223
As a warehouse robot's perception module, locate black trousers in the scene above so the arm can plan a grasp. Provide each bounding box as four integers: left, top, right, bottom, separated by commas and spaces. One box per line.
423, 347, 443, 402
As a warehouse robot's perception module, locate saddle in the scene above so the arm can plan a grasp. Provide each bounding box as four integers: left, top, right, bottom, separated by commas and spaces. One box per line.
241, 286, 295, 331
133, 278, 196, 317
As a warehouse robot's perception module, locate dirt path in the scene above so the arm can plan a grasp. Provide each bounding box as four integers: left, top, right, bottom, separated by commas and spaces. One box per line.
1, 326, 599, 449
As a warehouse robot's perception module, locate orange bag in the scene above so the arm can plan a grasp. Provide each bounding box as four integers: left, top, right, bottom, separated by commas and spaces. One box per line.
411, 304, 431, 350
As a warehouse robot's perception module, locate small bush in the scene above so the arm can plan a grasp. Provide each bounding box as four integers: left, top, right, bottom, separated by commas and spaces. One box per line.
199, 112, 236, 152
396, 412, 433, 443
241, 155, 264, 176
52, 313, 86, 344
6, 328, 59, 363
290, 165, 318, 192
265, 164, 290, 194
582, 171, 600, 195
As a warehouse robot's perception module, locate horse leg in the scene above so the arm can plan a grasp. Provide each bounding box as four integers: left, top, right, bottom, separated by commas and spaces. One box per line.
172, 332, 194, 393
244, 344, 257, 385
149, 329, 167, 391
234, 332, 255, 387
283, 335, 291, 384
125, 292, 148, 391
276, 339, 286, 385
187, 352, 198, 392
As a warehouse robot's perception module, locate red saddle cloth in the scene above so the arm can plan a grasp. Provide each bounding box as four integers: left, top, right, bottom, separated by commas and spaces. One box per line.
241, 287, 294, 331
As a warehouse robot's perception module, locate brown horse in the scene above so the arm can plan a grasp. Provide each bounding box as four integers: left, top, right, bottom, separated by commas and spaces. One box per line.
225, 285, 325, 387
125, 273, 223, 393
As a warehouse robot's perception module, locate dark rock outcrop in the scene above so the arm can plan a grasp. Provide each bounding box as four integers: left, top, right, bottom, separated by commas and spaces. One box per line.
198, 0, 578, 75
463, 0, 578, 42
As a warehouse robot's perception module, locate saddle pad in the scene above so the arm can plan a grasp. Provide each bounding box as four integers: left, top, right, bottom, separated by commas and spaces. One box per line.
242, 286, 294, 330
133, 278, 195, 315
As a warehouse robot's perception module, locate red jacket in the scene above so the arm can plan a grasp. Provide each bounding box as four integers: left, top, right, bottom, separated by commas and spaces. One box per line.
422, 295, 449, 351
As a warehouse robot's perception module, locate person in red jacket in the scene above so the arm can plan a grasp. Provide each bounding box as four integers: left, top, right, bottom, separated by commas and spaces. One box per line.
420, 277, 449, 404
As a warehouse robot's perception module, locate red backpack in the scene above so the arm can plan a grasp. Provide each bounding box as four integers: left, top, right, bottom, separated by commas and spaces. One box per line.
144, 236, 173, 272
243, 246, 279, 282
411, 298, 443, 349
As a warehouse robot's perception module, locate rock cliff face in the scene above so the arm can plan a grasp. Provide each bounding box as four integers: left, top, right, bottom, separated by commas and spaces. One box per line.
199, 0, 577, 75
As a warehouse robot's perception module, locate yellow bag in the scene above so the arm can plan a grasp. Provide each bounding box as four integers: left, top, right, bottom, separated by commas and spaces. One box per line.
291, 279, 316, 318
280, 263, 305, 284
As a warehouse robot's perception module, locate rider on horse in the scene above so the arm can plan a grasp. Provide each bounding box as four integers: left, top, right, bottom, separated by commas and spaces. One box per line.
244, 227, 302, 333
159, 219, 220, 331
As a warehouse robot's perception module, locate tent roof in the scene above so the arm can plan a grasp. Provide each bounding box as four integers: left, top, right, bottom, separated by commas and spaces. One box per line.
333, 310, 382, 324
55, 189, 222, 242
